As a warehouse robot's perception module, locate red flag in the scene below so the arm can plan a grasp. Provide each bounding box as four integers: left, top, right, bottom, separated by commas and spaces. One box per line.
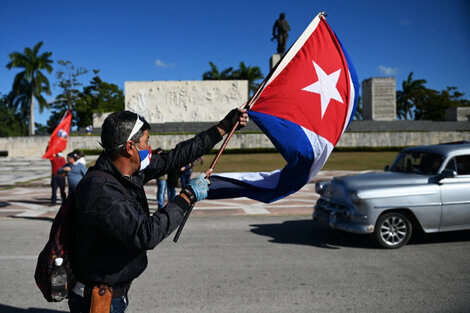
42, 110, 72, 160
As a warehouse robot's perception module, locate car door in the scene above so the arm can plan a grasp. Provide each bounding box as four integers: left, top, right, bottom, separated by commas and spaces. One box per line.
439, 154, 470, 231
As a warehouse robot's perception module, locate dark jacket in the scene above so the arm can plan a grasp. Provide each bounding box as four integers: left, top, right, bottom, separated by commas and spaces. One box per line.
68, 126, 222, 286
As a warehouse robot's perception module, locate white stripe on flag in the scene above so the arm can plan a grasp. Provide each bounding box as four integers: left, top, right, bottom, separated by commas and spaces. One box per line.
301, 126, 334, 183
213, 170, 282, 189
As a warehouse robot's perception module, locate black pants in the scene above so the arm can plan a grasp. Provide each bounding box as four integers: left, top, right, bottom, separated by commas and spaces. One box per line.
51, 175, 66, 205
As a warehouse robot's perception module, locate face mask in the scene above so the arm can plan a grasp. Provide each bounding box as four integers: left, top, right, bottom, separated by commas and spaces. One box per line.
136, 145, 152, 171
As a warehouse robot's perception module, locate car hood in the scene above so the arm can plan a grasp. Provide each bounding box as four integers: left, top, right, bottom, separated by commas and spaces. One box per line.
322, 171, 432, 200
334, 171, 431, 190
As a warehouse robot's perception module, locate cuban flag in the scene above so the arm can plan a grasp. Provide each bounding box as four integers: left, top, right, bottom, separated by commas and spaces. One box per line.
207, 13, 359, 203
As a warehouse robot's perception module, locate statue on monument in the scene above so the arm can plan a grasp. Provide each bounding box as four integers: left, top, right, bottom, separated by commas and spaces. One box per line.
272, 13, 291, 54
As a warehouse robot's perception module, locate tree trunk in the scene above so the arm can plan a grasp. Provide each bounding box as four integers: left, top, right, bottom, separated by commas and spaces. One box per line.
29, 93, 35, 136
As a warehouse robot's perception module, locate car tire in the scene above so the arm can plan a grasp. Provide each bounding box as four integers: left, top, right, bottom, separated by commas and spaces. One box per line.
374, 212, 412, 249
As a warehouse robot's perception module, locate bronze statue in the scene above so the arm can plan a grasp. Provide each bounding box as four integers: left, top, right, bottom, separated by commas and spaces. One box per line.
272, 13, 291, 54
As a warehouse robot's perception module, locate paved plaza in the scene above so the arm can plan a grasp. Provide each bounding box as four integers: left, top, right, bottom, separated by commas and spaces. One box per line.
0, 157, 362, 219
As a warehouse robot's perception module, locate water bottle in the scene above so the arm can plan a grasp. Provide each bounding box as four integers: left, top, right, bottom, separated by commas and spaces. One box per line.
51, 257, 67, 301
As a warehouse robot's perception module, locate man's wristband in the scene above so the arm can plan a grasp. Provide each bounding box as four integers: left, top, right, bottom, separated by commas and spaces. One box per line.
180, 186, 197, 205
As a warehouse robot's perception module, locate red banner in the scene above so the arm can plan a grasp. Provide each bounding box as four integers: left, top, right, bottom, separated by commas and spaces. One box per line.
42, 110, 72, 160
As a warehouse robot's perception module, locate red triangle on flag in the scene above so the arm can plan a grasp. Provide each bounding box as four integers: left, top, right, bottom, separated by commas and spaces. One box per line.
251, 15, 354, 146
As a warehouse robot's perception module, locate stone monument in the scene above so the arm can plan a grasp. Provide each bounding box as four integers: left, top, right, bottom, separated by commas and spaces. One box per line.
362, 77, 396, 121
445, 107, 470, 121
125, 80, 248, 123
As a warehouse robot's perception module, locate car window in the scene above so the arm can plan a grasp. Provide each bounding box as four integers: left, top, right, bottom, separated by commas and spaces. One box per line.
390, 152, 444, 175
455, 155, 470, 175
444, 158, 457, 172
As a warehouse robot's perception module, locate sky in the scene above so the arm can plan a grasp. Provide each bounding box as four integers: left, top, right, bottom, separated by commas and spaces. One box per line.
1, 0, 469, 126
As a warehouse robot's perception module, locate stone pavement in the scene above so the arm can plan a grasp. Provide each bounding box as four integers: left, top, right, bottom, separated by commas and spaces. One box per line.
0, 157, 363, 219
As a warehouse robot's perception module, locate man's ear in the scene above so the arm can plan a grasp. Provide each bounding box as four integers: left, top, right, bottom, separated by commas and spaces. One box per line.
122, 141, 134, 157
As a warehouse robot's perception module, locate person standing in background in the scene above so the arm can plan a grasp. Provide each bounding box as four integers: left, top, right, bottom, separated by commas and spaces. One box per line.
155, 148, 167, 209
180, 163, 192, 188
73, 149, 86, 167
166, 167, 180, 202
49, 152, 66, 206
58, 152, 87, 195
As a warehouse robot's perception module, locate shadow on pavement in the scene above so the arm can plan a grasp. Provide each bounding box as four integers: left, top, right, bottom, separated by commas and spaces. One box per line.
0, 305, 67, 313
10, 216, 54, 222
408, 229, 470, 245
250, 219, 375, 249
6, 199, 52, 205
250, 219, 470, 249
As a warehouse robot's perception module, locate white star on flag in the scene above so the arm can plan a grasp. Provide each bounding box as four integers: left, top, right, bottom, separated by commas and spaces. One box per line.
302, 61, 343, 119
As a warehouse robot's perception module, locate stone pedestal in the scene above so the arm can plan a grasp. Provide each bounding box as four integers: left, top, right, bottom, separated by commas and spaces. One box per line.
362, 77, 396, 121
270, 54, 282, 71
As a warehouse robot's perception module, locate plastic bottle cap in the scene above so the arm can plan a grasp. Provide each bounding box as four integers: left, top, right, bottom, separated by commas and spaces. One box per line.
54, 257, 64, 266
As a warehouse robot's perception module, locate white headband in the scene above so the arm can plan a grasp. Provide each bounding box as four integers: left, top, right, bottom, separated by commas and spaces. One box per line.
126, 114, 144, 142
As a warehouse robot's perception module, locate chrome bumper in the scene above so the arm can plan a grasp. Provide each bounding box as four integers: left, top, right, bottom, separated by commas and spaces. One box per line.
313, 204, 374, 234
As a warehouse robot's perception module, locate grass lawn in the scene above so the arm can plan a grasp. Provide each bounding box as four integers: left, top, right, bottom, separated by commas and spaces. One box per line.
192, 151, 399, 173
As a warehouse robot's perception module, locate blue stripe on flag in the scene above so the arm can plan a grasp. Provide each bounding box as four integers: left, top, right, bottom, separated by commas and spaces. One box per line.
208, 111, 315, 203
336, 34, 360, 125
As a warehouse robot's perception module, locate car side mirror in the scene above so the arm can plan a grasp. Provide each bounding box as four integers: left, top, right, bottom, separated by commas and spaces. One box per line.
437, 169, 457, 180
384, 165, 390, 172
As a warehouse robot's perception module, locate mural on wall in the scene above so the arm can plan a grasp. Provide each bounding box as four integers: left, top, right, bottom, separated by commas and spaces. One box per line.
125, 81, 248, 123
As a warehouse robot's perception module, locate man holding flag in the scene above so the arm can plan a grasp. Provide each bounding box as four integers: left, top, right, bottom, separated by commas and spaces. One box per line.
207, 12, 359, 203
66, 109, 247, 313
49, 152, 66, 206
43, 110, 72, 205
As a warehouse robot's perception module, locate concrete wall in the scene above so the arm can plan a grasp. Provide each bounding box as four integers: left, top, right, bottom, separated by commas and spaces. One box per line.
336, 131, 469, 147
1, 129, 469, 157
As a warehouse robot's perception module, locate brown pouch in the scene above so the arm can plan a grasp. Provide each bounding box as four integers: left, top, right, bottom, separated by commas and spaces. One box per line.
89, 284, 112, 313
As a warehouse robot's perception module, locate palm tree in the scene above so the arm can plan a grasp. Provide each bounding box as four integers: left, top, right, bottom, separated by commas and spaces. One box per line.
396, 72, 427, 120
202, 62, 233, 80
232, 62, 263, 97
6, 41, 53, 135
203, 62, 264, 98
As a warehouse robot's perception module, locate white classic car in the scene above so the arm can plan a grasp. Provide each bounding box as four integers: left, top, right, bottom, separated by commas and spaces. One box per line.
313, 142, 470, 248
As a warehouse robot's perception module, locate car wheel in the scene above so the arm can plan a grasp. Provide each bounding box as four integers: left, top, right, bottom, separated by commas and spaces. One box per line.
374, 212, 412, 249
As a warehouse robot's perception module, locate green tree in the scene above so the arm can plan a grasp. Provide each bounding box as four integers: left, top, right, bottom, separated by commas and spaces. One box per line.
232, 62, 263, 97
203, 61, 264, 97
414, 86, 470, 121
396, 72, 427, 120
6, 41, 53, 135
47, 69, 124, 131
0, 93, 27, 136
47, 60, 88, 133
74, 70, 124, 128
202, 62, 233, 80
